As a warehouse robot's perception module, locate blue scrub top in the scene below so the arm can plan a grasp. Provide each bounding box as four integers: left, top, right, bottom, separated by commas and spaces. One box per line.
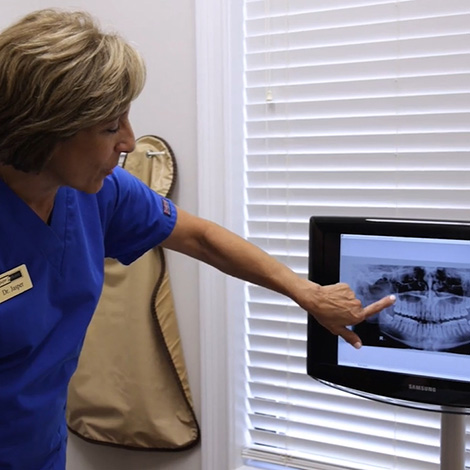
0, 166, 177, 470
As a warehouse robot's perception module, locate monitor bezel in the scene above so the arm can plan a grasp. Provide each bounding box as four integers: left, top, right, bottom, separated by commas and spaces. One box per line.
307, 216, 470, 413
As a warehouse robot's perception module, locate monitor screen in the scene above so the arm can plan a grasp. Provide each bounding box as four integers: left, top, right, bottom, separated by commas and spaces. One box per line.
307, 217, 470, 413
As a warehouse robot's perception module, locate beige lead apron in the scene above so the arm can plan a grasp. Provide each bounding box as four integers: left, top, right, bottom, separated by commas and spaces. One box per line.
66, 135, 200, 450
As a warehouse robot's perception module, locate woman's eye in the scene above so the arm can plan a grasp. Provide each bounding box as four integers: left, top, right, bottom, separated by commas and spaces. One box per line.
107, 126, 120, 134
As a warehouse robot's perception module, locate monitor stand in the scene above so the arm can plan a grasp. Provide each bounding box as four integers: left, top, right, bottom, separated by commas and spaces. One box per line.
440, 413, 465, 469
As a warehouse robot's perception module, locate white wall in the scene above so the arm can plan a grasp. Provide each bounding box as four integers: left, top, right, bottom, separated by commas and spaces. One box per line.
0, 2, 202, 470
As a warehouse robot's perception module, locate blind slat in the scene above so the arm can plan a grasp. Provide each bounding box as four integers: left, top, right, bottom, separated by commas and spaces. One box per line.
246, 0, 468, 22
247, 74, 470, 103
246, 15, 470, 54
246, 96, 470, 120
247, 114, 470, 135
246, 152, 470, 170
246, 54, 470, 86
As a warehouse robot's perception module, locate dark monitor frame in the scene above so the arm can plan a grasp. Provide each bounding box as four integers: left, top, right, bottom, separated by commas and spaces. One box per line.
307, 216, 470, 413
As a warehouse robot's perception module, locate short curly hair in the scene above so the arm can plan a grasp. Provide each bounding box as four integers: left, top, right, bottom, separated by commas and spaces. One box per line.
0, 9, 146, 173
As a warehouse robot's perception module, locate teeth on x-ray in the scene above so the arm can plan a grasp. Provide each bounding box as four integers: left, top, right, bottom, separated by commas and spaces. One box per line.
354, 265, 470, 351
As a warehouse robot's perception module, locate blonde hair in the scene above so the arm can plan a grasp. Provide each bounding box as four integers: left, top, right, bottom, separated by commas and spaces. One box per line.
0, 9, 146, 172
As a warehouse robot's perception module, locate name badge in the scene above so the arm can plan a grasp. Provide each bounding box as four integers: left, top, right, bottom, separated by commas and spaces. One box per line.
0, 264, 33, 304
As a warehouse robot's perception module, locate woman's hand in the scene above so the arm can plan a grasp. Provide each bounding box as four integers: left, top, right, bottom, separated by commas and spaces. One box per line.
296, 281, 396, 349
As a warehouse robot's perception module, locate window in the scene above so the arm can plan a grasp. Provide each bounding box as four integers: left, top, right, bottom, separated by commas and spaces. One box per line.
239, 1, 470, 469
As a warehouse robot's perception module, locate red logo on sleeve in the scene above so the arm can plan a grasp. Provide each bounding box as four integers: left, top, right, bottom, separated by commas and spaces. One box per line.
162, 199, 172, 216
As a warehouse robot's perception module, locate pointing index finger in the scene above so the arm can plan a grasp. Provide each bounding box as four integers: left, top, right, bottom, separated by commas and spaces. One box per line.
362, 294, 396, 319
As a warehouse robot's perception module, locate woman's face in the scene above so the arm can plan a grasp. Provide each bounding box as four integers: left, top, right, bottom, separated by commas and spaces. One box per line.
44, 109, 135, 193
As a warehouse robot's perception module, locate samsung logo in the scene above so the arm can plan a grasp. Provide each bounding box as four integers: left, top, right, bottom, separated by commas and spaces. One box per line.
409, 384, 437, 393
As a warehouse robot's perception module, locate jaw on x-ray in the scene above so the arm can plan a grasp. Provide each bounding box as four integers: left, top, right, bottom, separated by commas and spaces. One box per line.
352, 265, 470, 352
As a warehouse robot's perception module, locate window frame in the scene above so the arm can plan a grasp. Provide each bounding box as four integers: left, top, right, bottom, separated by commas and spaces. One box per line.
195, 0, 247, 469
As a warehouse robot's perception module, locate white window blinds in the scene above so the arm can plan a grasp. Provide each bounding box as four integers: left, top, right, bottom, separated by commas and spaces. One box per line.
242, 1, 470, 469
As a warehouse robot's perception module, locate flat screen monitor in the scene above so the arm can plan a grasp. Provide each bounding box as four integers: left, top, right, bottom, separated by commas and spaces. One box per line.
307, 217, 470, 413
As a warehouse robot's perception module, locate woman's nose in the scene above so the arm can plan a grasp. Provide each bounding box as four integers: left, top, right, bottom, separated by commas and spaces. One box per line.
117, 120, 136, 153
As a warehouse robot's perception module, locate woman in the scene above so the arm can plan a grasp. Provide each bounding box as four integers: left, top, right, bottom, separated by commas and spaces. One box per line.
0, 9, 394, 470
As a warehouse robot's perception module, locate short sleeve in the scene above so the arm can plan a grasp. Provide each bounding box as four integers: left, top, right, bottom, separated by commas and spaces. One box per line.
96, 166, 177, 265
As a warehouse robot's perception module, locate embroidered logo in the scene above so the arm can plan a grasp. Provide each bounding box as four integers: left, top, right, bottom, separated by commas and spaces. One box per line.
162, 199, 172, 217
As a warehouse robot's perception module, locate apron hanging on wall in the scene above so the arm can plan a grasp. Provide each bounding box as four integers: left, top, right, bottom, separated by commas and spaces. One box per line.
66, 135, 200, 450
